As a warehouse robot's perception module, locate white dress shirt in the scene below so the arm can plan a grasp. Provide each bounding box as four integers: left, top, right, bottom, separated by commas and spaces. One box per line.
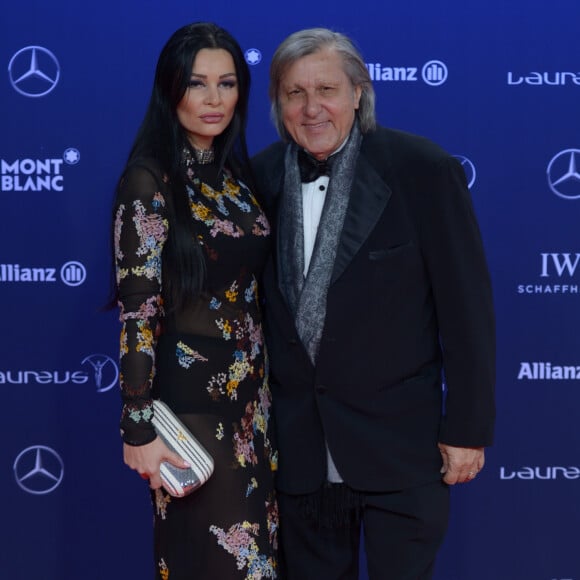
302, 175, 329, 275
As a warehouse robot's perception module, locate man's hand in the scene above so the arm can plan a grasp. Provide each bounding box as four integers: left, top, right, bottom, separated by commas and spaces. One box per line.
438, 443, 485, 485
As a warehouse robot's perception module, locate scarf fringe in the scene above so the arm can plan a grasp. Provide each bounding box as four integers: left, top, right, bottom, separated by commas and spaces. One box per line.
298, 483, 364, 529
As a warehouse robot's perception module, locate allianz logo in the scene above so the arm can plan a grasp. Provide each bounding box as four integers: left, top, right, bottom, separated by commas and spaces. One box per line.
0, 262, 86, 286
507, 71, 580, 86
366, 60, 447, 86
500, 466, 580, 480
518, 362, 580, 380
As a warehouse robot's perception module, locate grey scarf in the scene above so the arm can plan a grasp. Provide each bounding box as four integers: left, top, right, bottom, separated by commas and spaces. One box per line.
279, 122, 362, 363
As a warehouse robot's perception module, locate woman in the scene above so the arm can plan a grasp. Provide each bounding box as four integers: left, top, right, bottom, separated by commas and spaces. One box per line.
112, 22, 278, 579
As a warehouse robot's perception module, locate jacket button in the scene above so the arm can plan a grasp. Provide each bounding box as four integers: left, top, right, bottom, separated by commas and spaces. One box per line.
315, 385, 327, 394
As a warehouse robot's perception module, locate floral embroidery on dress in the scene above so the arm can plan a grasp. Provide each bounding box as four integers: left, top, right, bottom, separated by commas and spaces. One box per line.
209, 521, 277, 579
210, 217, 244, 238
131, 200, 168, 278
151, 190, 165, 210
186, 173, 268, 242
269, 450, 278, 473
158, 557, 169, 580
198, 178, 252, 215
228, 351, 252, 400
155, 488, 171, 520
216, 318, 233, 340
266, 495, 279, 550
225, 280, 239, 302
189, 197, 244, 239
207, 372, 228, 401
252, 213, 271, 237
246, 477, 258, 497
120, 326, 128, 356
126, 399, 153, 424
114, 206, 126, 265
119, 295, 162, 323
175, 340, 208, 369
244, 280, 257, 303
233, 390, 274, 469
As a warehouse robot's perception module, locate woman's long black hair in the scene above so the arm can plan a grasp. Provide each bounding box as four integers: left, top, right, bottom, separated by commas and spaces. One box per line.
113, 22, 254, 311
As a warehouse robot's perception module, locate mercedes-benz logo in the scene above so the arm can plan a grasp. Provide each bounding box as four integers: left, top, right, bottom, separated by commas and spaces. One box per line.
14, 445, 64, 495
547, 149, 580, 200
81, 354, 119, 393
454, 155, 477, 189
8, 46, 60, 98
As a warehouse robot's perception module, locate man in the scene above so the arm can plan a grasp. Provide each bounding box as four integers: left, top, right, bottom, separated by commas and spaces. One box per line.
253, 28, 495, 579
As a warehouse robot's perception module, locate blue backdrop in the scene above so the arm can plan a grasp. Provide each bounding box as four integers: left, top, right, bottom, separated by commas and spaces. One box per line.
1, 1, 579, 578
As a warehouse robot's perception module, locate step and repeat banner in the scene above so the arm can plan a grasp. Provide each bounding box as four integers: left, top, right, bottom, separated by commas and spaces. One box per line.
1, 1, 579, 578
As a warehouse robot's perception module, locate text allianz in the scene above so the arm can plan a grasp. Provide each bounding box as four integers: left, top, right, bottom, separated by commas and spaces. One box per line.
518, 362, 580, 380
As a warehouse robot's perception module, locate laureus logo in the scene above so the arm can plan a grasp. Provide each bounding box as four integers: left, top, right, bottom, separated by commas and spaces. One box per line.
81, 354, 119, 393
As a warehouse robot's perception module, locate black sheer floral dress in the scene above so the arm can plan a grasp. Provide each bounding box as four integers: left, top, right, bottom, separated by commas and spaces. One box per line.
114, 149, 278, 580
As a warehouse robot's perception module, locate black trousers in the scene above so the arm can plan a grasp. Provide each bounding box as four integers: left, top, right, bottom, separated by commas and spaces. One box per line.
277, 480, 450, 580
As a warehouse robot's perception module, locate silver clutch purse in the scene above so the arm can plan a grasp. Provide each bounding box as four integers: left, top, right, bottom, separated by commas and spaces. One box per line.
151, 400, 214, 498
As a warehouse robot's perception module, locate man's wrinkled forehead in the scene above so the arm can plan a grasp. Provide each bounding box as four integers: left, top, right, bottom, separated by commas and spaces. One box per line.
279, 49, 348, 88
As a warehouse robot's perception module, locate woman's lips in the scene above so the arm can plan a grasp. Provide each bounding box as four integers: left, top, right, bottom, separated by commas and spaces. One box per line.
200, 114, 224, 123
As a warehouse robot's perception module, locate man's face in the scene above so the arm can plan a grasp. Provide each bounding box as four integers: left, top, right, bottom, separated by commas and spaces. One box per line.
279, 48, 362, 160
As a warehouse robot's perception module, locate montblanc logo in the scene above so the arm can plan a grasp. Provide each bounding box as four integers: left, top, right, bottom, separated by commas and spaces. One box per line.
366, 60, 448, 86
244, 48, 262, 65
1, 148, 80, 192
0, 354, 118, 391
0, 261, 86, 286
517, 253, 580, 295
500, 466, 580, 480
518, 362, 580, 380
507, 70, 580, 86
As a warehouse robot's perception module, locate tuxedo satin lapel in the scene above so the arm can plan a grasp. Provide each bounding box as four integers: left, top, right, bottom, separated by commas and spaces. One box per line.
331, 155, 392, 284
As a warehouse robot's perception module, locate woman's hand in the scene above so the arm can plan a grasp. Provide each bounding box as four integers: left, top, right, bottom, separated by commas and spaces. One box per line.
123, 437, 190, 490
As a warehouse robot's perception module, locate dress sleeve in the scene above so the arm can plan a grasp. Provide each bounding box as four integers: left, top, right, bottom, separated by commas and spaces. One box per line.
113, 164, 169, 446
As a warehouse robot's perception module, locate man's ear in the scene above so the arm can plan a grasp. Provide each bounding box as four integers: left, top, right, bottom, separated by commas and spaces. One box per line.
353, 85, 363, 109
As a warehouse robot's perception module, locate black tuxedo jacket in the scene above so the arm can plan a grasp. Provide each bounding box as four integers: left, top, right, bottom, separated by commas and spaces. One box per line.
252, 126, 495, 495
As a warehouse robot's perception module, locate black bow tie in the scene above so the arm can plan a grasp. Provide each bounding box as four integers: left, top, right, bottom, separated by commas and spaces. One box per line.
298, 149, 332, 183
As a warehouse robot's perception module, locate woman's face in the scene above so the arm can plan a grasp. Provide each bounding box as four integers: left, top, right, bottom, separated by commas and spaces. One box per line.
176, 48, 239, 150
